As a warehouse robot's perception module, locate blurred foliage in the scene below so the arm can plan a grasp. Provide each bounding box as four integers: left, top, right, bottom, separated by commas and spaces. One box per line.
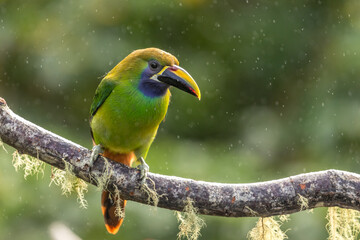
1, 0, 360, 239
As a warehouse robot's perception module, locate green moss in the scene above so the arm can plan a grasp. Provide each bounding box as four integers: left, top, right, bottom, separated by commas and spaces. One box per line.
92, 158, 114, 191
245, 206, 259, 216
297, 194, 309, 211
141, 177, 160, 207
49, 161, 88, 209
12, 150, 88, 208
175, 197, 206, 240
75, 178, 88, 209
12, 150, 45, 179
90, 158, 126, 217
0, 137, 8, 153
111, 185, 125, 218
326, 207, 360, 240
247, 216, 289, 240
90, 158, 126, 218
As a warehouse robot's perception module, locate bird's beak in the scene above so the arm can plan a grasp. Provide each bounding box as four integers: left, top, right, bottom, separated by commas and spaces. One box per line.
155, 65, 201, 100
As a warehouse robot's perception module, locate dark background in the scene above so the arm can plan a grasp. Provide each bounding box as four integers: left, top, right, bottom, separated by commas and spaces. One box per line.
1, 0, 360, 239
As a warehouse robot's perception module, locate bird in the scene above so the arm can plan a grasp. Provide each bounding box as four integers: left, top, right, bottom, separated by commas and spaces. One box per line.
89, 48, 201, 234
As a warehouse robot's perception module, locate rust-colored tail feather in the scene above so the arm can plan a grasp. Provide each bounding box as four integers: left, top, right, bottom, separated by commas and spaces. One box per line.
100, 150, 135, 234
101, 190, 126, 234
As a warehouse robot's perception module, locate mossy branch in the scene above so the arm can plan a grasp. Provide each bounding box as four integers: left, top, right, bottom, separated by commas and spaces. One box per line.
1, 96, 360, 217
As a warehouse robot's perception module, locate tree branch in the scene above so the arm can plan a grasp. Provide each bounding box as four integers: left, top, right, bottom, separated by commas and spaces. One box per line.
1, 97, 360, 217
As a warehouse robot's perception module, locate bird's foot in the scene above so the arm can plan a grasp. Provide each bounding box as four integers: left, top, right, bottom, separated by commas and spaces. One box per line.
89, 144, 104, 167
137, 157, 149, 186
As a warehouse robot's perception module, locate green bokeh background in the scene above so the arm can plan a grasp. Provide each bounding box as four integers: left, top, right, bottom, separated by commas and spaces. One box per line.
1, 0, 360, 239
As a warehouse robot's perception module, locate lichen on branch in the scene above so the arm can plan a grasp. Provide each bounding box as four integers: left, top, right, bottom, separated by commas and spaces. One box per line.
12, 150, 45, 179
326, 207, 360, 240
247, 216, 290, 240
49, 161, 88, 209
0, 137, 7, 153
1, 97, 360, 218
175, 198, 206, 240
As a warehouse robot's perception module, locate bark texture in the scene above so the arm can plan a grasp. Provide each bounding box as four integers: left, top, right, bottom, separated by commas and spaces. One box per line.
1, 97, 360, 217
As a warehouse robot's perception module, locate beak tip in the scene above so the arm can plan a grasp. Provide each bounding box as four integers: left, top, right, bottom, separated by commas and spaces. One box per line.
192, 90, 201, 100
159, 65, 201, 100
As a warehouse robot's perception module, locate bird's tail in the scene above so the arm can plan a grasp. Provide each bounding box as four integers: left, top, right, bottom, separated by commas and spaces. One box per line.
101, 150, 135, 235
101, 190, 126, 234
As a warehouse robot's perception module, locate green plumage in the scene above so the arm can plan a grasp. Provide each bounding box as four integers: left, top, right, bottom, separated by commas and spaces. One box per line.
90, 80, 170, 158
90, 79, 117, 117
90, 48, 200, 235
90, 48, 175, 160
90, 47, 200, 163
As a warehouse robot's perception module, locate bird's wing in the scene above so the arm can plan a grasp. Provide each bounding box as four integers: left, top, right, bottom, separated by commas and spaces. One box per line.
90, 79, 117, 117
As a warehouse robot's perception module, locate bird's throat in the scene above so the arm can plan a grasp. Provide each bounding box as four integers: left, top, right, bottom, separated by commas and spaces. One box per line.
138, 75, 169, 98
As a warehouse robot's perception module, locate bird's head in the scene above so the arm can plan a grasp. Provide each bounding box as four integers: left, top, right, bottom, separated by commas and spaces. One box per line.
107, 48, 201, 100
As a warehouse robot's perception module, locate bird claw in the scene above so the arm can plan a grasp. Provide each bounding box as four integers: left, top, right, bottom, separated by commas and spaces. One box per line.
137, 157, 149, 186
89, 144, 103, 167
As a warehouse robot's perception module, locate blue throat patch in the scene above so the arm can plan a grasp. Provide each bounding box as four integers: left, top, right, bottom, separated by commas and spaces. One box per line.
138, 68, 169, 98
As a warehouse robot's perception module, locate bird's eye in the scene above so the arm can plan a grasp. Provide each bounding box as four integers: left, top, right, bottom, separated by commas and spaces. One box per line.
149, 61, 160, 71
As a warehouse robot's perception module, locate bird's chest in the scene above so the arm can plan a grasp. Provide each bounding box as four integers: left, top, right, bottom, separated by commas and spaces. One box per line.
108, 90, 169, 129
91, 88, 170, 152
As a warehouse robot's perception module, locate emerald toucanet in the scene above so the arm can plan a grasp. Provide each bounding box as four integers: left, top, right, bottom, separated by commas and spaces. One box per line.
89, 48, 201, 234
